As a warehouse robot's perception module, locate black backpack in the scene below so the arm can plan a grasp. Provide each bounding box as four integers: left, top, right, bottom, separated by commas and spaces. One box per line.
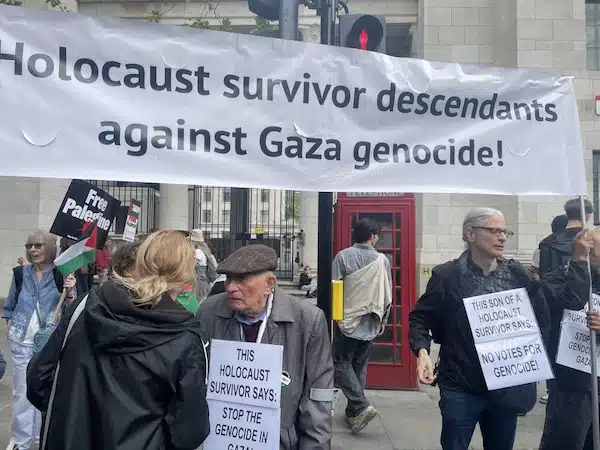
12, 265, 63, 300
538, 236, 573, 278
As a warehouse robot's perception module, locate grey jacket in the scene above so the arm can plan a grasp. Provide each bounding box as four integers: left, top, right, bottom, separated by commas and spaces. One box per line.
197, 287, 334, 450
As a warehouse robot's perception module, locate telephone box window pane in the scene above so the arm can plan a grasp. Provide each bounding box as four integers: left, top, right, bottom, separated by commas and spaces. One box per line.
395, 306, 403, 325
395, 347, 403, 364
395, 270, 402, 286
376, 231, 393, 249
358, 212, 393, 228
370, 346, 394, 363
396, 326, 404, 344
376, 326, 393, 343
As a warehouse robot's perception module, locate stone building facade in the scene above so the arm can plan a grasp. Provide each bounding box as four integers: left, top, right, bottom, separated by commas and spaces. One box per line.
0, 0, 595, 296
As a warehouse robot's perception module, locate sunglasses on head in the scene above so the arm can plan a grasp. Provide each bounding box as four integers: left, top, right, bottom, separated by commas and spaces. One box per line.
25, 243, 44, 250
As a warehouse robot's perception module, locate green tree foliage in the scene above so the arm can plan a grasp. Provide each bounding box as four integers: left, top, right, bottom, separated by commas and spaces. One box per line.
0, 0, 70, 11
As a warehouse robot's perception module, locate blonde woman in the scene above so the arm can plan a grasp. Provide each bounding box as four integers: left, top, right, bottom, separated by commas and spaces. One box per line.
190, 229, 218, 300
26, 230, 209, 450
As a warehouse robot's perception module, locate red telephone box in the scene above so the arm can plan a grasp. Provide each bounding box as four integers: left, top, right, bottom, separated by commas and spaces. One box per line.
333, 192, 418, 390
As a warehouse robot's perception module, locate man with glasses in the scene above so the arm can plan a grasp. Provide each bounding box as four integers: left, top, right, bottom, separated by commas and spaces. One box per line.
409, 207, 552, 450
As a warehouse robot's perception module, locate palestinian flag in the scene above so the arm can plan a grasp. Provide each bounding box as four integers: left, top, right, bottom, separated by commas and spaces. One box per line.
54, 222, 98, 276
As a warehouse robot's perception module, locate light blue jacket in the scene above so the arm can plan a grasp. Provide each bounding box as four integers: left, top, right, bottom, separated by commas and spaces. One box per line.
3, 265, 64, 343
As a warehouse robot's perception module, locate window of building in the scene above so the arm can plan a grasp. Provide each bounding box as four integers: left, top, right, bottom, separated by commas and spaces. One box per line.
203, 188, 212, 202
223, 188, 231, 202
202, 210, 212, 223
222, 210, 230, 224
593, 151, 600, 224
261, 189, 270, 203
587, 1, 600, 70
261, 209, 269, 223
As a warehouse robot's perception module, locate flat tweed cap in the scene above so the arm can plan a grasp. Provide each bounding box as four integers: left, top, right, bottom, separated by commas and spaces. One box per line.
218, 244, 278, 275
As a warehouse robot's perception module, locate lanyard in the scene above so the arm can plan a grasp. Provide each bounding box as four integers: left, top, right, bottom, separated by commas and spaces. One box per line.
239, 292, 273, 344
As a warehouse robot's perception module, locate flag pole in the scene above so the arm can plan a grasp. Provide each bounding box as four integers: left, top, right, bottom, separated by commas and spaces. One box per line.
51, 277, 70, 323
582, 195, 600, 450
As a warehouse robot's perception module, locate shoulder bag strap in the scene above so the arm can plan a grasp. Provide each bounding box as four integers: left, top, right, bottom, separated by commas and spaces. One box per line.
12, 266, 24, 301
40, 294, 88, 450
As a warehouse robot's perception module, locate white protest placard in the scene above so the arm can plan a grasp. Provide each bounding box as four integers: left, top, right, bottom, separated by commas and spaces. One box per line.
0, 5, 586, 196
122, 199, 141, 243
202, 400, 280, 450
205, 339, 283, 450
474, 334, 553, 391
463, 288, 539, 343
463, 288, 553, 390
556, 294, 600, 374
206, 339, 283, 409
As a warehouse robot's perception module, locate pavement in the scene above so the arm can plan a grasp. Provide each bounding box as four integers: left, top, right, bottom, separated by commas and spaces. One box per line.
0, 321, 547, 450
331, 384, 547, 450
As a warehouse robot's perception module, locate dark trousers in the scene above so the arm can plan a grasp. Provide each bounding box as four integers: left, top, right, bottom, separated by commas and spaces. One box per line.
439, 383, 518, 450
584, 426, 594, 450
332, 327, 371, 417
539, 380, 593, 450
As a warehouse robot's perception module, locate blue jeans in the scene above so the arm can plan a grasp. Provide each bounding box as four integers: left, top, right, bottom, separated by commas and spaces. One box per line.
439, 383, 518, 450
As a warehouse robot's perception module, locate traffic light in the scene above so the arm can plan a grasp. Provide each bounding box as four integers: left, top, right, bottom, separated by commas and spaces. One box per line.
338, 14, 386, 53
248, 0, 279, 21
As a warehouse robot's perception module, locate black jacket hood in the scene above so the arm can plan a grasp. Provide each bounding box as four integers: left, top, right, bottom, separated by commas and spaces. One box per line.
539, 227, 581, 253
84, 280, 200, 354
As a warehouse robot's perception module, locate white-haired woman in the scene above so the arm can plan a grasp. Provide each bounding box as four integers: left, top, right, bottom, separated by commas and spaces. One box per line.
408, 208, 560, 450
3, 231, 75, 450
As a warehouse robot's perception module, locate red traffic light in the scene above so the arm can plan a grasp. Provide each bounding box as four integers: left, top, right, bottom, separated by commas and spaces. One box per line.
346, 15, 384, 51
359, 29, 368, 50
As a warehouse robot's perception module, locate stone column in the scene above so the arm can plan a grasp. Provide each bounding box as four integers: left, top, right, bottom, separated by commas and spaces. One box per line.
158, 184, 189, 231
511, 0, 585, 261
299, 191, 318, 269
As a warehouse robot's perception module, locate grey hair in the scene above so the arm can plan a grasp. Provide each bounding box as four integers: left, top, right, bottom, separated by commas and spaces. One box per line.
25, 230, 58, 264
462, 207, 504, 243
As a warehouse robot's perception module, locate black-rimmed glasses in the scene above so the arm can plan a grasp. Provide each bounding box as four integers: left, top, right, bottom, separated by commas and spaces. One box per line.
473, 227, 514, 237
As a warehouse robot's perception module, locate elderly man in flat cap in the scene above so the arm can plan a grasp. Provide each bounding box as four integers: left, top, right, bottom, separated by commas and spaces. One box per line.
198, 244, 334, 450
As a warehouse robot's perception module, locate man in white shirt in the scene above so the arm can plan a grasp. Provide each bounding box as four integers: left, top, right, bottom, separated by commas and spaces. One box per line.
331, 218, 392, 434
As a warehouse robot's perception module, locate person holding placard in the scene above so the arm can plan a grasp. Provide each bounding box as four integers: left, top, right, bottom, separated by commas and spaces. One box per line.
409, 207, 551, 450
198, 244, 335, 450
537, 231, 596, 450
574, 233, 600, 450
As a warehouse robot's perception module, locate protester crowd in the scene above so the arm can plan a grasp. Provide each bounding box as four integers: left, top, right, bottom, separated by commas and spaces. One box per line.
2, 198, 600, 450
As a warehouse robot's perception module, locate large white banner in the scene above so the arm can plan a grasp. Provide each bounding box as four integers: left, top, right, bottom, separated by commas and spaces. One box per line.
0, 6, 586, 195
463, 288, 554, 390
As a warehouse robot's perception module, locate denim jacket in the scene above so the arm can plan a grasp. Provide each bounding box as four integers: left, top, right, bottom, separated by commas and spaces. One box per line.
3, 265, 66, 344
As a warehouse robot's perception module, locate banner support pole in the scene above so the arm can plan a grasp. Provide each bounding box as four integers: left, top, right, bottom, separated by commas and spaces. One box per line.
279, 0, 299, 40
582, 195, 600, 450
